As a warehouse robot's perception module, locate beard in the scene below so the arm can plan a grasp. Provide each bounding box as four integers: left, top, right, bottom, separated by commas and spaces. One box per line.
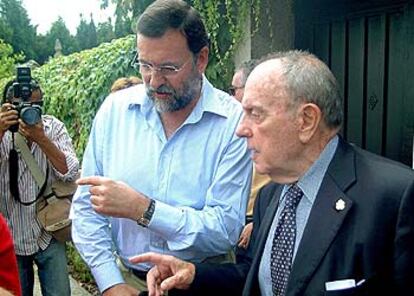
146, 71, 202, 113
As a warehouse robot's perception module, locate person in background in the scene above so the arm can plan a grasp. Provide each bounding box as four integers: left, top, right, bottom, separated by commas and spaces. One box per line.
0, 78, 79, 296
231, 60, 272, 250
130, 50, 414, 296
71, 1, 252, 295
0, 213, 21, 296
229, 59, 256, 103
110, 76, 143, 93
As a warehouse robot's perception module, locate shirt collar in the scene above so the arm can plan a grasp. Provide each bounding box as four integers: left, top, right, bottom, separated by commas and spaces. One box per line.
295, 135, 339, 204
127, 75, 229, 121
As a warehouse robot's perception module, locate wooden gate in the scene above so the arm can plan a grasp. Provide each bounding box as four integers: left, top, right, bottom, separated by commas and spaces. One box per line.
295, 0, 414, 166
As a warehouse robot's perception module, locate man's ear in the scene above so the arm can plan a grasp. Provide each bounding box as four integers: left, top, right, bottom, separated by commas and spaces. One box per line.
196, 46, 209, 73
297, 103, 322, 143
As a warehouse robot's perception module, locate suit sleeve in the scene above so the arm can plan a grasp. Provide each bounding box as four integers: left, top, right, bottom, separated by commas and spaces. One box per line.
394, 178, 414, 293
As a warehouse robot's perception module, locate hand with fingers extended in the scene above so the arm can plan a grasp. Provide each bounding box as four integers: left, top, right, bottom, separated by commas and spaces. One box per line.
0, 103, 18, 136
129, 252, 196, 296
76, 176, 151, 220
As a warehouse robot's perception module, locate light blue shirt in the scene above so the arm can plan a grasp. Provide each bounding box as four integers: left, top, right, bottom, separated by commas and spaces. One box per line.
71, 77, 252, 292
258, 136, 338, 296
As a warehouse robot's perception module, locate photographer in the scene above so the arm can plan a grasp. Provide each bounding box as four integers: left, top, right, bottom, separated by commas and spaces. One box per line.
0, 73, 79, 296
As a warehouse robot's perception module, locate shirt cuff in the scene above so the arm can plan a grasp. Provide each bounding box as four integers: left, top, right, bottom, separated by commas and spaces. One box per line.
148, 200, 183, 238
91, 260, 124, 293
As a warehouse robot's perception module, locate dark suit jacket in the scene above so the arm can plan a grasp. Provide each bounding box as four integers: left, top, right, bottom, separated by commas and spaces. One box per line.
182, 138, 414, 296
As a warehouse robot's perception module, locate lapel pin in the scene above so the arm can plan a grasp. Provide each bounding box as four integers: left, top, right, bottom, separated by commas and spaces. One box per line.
335, 198, 346, 211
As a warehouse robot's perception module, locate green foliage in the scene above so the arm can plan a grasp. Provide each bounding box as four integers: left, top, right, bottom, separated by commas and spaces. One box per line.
101, 0, 262, 90
0, 39, 24, 80
114, 3, 134, 38
48, 17, 78, 54
192, 0, 261, 89
1, 0, 266, 158
0, 0, 37, 61
97, 18, 116, 44
36, 35, 136, 158
88, 17, 98, 49
0, 35, 136, 158
33, 17, 79, 64
76, 14, 99, 51
0, 0, 127, 65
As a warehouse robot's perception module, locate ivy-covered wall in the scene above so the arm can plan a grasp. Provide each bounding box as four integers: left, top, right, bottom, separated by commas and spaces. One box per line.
0, 35, 136, 159
0, 31, 243, 159
0, 1, 272, 160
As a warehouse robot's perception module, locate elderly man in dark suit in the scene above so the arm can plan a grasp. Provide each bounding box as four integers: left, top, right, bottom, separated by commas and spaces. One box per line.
130, 50, 414, 296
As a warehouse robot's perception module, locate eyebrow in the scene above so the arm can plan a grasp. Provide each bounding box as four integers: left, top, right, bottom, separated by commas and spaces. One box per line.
243, 100, 264, 112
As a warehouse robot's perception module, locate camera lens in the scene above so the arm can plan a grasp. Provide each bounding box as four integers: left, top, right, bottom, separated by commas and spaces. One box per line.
20, 106, 42, 125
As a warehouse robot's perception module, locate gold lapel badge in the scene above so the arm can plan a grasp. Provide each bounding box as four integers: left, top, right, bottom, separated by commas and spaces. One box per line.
335, 198, 346, 211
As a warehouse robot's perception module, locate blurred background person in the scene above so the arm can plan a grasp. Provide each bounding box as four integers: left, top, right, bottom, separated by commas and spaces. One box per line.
110, 76, 142, 93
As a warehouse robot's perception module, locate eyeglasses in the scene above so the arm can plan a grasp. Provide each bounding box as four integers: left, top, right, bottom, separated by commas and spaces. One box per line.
131, 53, 193, 77
229, 85, 244, 96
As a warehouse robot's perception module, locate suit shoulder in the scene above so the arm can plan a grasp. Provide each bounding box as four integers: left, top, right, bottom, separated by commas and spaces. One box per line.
352, 145, 414, 185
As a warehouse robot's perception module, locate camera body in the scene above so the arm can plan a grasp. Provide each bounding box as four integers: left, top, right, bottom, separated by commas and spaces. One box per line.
13, 67, 32, 99
9, 67, 42, 133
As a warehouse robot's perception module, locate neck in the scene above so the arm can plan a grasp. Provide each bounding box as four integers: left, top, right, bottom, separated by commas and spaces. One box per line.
273, 129, 338, 184
160, 96, 200, 139
297, 129, 338, 177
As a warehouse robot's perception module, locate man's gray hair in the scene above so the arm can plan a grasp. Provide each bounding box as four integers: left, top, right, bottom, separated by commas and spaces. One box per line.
236, 59, 258, 87
263, 50, 343, 129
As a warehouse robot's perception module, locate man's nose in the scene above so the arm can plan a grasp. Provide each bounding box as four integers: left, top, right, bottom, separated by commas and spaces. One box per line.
236, 116, 252, 138
147, 71, 167, 89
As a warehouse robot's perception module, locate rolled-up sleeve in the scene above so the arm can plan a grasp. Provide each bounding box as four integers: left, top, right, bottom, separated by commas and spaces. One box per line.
49, 119, 79, 181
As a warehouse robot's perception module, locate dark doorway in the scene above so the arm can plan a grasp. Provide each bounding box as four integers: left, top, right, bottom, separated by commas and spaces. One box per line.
295, 0, 414, 166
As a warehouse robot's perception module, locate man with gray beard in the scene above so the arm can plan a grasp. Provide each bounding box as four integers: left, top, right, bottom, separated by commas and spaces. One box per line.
70, 1, 252, 296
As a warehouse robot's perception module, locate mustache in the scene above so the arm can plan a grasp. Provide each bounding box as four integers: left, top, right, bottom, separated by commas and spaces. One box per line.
147, 84, 174, 95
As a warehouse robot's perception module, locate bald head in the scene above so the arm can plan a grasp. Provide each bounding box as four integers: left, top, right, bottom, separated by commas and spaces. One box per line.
244, 51, 343, 129
245, 59, 285, 99
237, 51, 343, 182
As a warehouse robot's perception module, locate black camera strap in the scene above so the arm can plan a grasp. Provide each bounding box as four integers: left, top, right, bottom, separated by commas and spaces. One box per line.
9, 133, 49, 206
9, 133, 20, 200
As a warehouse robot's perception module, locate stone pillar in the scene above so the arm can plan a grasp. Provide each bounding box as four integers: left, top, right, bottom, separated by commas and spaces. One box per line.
54, 39, 63, 58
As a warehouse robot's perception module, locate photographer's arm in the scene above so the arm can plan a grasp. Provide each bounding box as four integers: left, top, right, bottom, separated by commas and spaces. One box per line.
18, 120, 68, 174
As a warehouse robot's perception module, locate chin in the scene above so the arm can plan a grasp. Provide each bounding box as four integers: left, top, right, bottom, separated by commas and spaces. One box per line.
254, 164, 268, 175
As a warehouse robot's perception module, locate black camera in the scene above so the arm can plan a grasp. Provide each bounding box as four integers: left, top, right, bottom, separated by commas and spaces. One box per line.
9, 67, 42, 133
13, 67, 32, 99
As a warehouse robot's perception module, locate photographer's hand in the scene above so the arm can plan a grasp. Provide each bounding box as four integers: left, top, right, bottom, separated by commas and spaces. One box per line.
0, 103, 18, 139
19, 120, 69, 174
18, 119, 46, 144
